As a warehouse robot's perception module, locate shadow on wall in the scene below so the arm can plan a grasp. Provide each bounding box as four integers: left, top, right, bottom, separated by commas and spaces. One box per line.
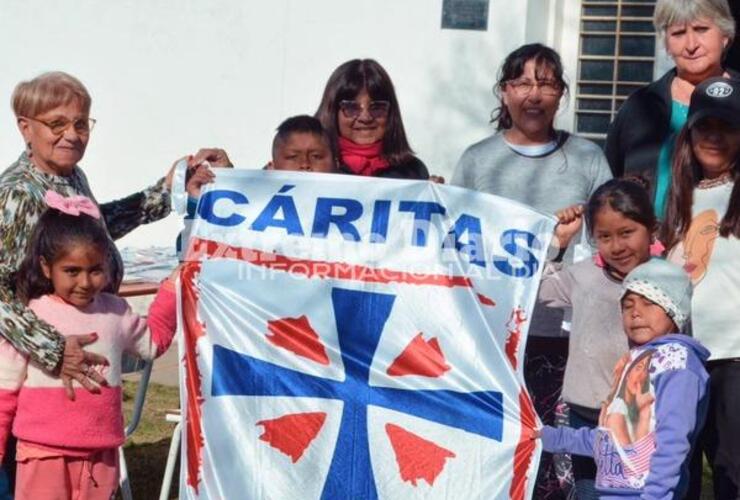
418, 37, 502, 179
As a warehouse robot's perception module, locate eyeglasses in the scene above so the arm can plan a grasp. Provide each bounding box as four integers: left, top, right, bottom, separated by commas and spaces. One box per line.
339, 100, 390, 119
23, 116, 96, 136
506, 79, 563, 97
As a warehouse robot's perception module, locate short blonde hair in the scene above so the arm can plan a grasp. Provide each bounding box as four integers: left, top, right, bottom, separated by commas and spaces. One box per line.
654, 0, 735, 40
11, 71, 91, 118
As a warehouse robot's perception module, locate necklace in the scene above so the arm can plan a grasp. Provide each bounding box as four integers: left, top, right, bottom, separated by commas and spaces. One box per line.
697, 172, 733, 189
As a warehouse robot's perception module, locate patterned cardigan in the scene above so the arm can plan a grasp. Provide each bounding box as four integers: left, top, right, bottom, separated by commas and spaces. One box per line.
0, 152, 171, 372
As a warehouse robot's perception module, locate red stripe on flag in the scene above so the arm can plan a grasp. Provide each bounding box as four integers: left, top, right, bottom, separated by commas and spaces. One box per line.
510, 388, 537, 500
181, 262, 206, 493
186, 237, 496, 306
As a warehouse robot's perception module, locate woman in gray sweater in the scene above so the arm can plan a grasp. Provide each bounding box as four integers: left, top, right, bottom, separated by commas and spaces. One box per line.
451, 43, 611, 498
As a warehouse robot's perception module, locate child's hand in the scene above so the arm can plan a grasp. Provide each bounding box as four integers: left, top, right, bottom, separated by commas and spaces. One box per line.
189, 148, 233, 169
525, 427, 541, 440
553, 204, 584, 249
186, 165, 216, 198
164, 148, 232, 190
635, 391, 655, 413
429, 175, 445, 184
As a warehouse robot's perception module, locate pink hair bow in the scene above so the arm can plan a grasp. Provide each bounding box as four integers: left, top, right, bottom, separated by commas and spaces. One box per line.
44, 190, 101, 219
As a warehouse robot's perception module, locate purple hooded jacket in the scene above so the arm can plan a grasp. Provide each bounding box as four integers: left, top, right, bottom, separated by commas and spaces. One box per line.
541, 334, 709, 499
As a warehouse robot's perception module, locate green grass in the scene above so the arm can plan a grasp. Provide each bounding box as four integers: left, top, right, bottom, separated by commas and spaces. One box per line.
119, 380, 180, 500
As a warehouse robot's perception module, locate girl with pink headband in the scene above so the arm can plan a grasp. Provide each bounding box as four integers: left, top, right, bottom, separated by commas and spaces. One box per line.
0, 192, 178, 499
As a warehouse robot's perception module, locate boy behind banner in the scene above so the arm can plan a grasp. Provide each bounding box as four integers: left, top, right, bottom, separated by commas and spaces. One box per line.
177, 115, 336, 258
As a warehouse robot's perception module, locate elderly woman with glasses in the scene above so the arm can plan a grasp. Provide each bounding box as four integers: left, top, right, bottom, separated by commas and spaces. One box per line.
451, 43, 612, 499
315, 59, 432, 180
606, 0, 738, 219
0, 71, 230, 395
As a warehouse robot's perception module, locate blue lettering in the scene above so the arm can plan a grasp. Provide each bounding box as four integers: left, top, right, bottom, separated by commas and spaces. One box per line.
399, 201, 446, 247
198, 189, 248, 227
369, 200, 391, 243
492, 229, 541, 278
444, 214, 486, 267
250, 190, 304, 235
311, 198, 363, 242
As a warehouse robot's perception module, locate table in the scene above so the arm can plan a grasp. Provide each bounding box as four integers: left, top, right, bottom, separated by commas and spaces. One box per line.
118, 281, 159, 298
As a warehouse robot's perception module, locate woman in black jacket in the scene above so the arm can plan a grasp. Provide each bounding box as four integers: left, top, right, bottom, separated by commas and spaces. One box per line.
605, 0, 736, 218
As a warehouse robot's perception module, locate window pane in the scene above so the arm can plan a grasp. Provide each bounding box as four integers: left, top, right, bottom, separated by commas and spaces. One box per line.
578, 98, 612, 111
617, 61, 653, 81
582, 35, 616, 55
621, 21, 654, 32
582, 20, 617, 32
577, 113, 612, 134
581, 60, 615, 81
579, 83, 614, 95
617, 83, 644, 96
583, 5, 618, 16
619, 36, 655, 57
621, 5, 654, 17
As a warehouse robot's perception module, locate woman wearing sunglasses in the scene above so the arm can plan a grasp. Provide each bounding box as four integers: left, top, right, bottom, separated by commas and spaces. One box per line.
315, 59, 429, 179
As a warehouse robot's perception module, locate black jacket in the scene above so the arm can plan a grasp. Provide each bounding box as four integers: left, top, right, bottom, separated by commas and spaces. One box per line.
605, 67, 740, 198
340, 156, 429, 180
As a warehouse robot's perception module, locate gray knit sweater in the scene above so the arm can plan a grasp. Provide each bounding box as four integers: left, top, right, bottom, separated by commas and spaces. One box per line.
452, 131, 612, 337
539, 259, 629, 408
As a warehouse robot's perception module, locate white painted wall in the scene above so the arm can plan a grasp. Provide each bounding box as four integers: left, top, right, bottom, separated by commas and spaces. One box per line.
549, 0, 583, 133
1, 0, 564, 249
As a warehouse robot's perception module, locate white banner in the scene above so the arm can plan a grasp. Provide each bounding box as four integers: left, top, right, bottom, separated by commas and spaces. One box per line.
176, 170, 555, 499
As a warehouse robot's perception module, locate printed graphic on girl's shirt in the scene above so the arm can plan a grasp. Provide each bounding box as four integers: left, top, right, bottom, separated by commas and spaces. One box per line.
594, 342, 690, 490
681, 209, 719, 284
595, 348, 656, 489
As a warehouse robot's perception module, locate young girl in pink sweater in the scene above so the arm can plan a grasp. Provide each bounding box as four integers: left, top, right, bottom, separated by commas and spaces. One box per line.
0, 191, 178, 499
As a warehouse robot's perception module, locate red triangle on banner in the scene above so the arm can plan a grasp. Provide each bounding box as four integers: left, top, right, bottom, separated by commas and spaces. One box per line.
266, 315, 330, 365
387, 333, 451, 377
386, 423, 456, 486
257, 412, 327, 463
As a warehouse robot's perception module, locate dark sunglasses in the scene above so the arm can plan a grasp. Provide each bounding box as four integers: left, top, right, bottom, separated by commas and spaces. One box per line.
338, 100, 390, 119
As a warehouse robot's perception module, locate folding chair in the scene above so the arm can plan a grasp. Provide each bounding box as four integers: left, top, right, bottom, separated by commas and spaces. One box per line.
159, 410, 182, 500
118, 355, 154, 500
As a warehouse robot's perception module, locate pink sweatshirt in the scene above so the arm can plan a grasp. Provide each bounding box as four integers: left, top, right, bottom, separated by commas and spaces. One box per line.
0, 283, 176, 458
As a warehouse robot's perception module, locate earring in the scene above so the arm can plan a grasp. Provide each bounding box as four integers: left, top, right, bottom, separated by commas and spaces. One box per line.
26, 142, 33, 158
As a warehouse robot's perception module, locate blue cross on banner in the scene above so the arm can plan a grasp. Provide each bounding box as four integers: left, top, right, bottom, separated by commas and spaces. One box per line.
211, 287, 504, 499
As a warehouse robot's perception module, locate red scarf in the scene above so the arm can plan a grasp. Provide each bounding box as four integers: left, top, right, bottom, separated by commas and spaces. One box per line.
338, 136, 390, 176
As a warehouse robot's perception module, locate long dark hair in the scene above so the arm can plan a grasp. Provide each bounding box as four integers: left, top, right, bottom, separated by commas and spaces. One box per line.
585, 178, 657, 238
17, 208, 111, 303
491, 43, 568, 130
662, 126, 740, 252
315, 59, 415, 166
